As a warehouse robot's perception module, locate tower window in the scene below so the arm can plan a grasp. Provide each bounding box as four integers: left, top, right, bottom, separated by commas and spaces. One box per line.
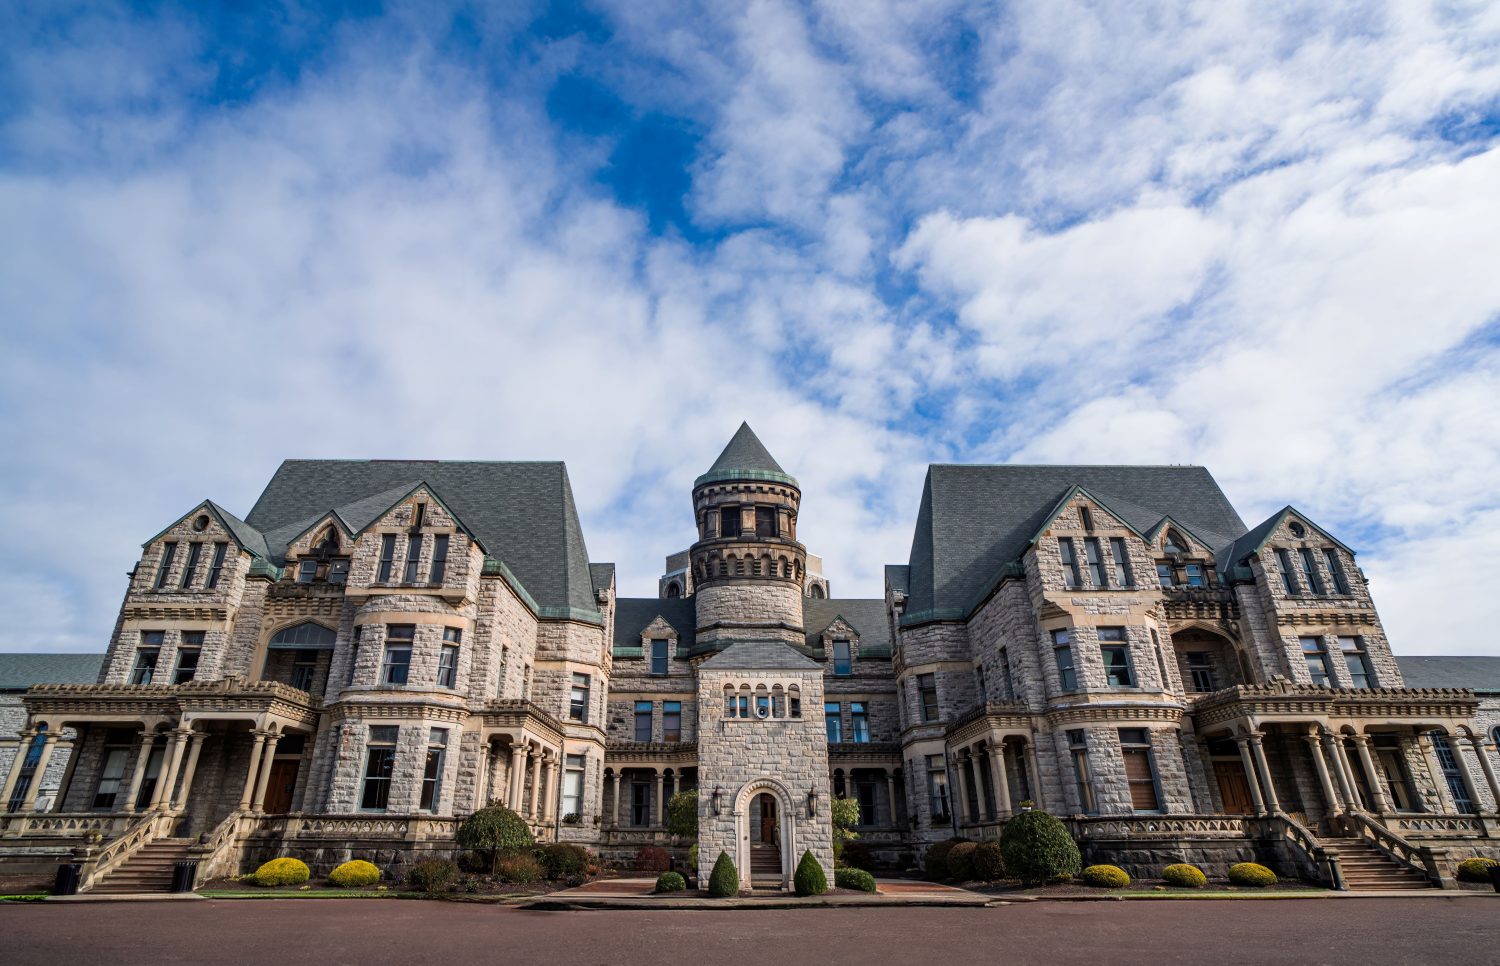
720, 507, 740, 538
755, 507, 776, 537
1052, 629, 1077, 691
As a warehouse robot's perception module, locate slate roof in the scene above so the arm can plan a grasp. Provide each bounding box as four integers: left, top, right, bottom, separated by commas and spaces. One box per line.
589, 563, 616, 598
0, 653, 105, 691
904, 464, 1247, 621
612, 597, 697, 653
698, 640, 821, 670
803, 598, 892, 656
245, 460, 598, 617
694, 422, 796, 487
1396, 656, 1500, 693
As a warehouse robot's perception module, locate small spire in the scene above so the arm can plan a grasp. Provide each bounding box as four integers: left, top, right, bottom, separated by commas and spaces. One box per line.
705, 422, 789, 477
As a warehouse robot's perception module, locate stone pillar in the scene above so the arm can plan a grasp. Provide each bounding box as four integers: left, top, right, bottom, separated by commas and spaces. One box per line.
1323, 734, 1358, 811
250, 732, 282, 812
0, 729, 34, 813
237, 731, 267, 811
476, 741, 492, 809
18, 733, 60, 812
150, 729, 190, 810
543, 755, 559, 823
510, 744, 529, 812
124, 732, 158, 813
1416, 733, 1452, 812
989, 742, 1013, 817
1449, 734, 1484, 813
1470, 736, 1500, 814
1352, 735, 1394, 813
611, 770, 622, 827
952, 752, 970, 824
1332, 737, 1366, 811
1304, 733, 1342, 815
885, 770, 898, 826
668, 771, 678, 800
653, 769, 665, 828
54, 736, 83, 812
1234, 735, 1267, 816
1024, 741, 1044, 810
175, 731, 207, 810
1248, 733, 1280, 813
529, 748, 544, 821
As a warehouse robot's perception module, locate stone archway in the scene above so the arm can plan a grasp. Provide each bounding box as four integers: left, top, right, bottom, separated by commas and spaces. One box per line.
734, 777, 797, 891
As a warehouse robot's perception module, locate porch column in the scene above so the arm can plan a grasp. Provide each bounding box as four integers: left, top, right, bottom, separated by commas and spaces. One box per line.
1247, 732, 1281, 813
237, 731, 268, 811
543, 755, 559, 823
509, 744, 529, 812
1416, 733, 1452, 812
18, 732, 60, 812
1024, 741, 1045, 810
885, 769, 899, 826
989, 742, 1013, 817
250, 732, 282, 811
1322, 734, 1357, 811
653, 769, 665, 828
952, 752, 971, 824
1469, 735, 1500, 814
174, 731, 208, 810
668, 771, 677, 800
55, 733, 84, 812
150, 729, 190, 809
1234, 735, 1267, 816
1449, 734, 1484, 813
528, 747, 543, 821
610, 769, 622, 827
1334, 737, 1368, 811
124, 731, 158, 813
1304, 732, 1342, 815
0, 729, 34, 812
476, 741, 492, 808
1352, 735, 1394, 813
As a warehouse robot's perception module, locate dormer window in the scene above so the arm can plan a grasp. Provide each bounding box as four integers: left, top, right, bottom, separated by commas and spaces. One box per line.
832, 638, 852, 676
1183, 563, 1205, 587
297, 560, 318, 584
413, 503, 427, 529
328, 559, 350, 584
1079, 506, 1094, 531
1163, 529, 1186, 554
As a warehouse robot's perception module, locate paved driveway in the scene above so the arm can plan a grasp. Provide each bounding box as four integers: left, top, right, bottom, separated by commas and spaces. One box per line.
3, 896, 1497, 966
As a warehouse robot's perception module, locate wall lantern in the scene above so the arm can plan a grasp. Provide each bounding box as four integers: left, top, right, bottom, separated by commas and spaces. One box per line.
807, 788, 818, 818
712, 787, 723, 817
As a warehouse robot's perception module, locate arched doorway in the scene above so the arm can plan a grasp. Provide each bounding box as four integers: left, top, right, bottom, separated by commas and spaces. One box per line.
750, 792, 781, 888
734, 778, 796, 891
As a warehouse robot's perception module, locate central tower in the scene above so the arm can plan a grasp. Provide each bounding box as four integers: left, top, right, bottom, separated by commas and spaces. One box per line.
690, 423, 807, 648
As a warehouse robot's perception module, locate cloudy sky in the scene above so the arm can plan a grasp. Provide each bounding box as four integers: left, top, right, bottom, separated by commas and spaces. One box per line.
3, 1, 1498, 656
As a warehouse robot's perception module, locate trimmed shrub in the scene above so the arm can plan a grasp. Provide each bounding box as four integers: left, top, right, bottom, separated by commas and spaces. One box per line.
1227, 862, 1277, 887
1000, 810, 1082, 886
497, 852, 543, 885
946, 842, 979, 882
708, 851, 739, 897
655, 871, 687, 893
406, 858, 459, 894
455, 805, 534, 875
635, 845, 671, 872
794, 850, 828, 896
250, 857, 310, 888
972, 842, 1005, 881
1457, 857, 1499, 883
1081, 864, 1130, 888
1162, 863, 1207, 888
839, 841, 874, 871
665, 790, 698, 839
538, 843, 592, 880
328, 860, 380, 888
835, 867, 877, 892
924, 838, 965, 880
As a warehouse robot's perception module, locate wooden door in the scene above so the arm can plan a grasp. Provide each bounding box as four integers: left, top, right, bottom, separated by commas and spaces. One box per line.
263, 760, 299, 814
1215, 760, 1254, 814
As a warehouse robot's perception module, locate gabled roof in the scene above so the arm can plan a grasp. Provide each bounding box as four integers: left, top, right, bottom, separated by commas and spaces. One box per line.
694, 422, 797, 488
144, 500, 269, 559
1215, 506, 1354, 574
905, 464, 1248, 622
1026, 484, 1150, 545
590, 563, 615, 598
1143, 514, 1222, 553
803, 598, 892, 656
245, 460, 598, 618
612, 597, 697, 654
698, 640, 821, 671
1396, 656, 1500, 693
0, 653, 105, 690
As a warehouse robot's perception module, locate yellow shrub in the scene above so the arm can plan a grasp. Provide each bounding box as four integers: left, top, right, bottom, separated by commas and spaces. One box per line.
1161, 863, 1207, 888
1457, 857, 1499, 883
1081, 864, 1130, 888
251, 857, 311, 887
328, 859, 381, 887
1227, 862, 1277, 887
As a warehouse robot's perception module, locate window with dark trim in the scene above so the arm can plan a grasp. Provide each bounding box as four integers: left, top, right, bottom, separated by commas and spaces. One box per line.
297, 559, 318, 583
825, 702, 843, 742
1069, 730, 1096, 814
205, 542, 228, 589
1339, 636, 1375, 688
419, 728, 446, 811
917, 673, 939, 722
1183, 562, 1206, 587
132, 632, 163, 684
663, 701, 682, 742
1120, 728, 1161, 812
382, 626, 414, 685
1155, 562, 1175, 587
360, 726, 398, 810
832, 638, 852, 675
1298, 548, 1324, 595
1084, 537, 1107, 587
1186, 652, 1215, 692
377, 534, 396, 583
635, 701, 653, 741
155, 542, 178, 589
290, 649, 317, 691
1058, 538, 1082, 589
720, 507, 740, 538
403, 534, 422, 584
327, 558, 349, 584
1108, 537, 1133, 587
755, 506, 776, 537
1323, 549, 1350, 594
1052, 630, 1077, 691
179, 542, 202, 588
850, 702, 870, 743
174, 632, 203, 684
927, 754, 950, 823
1301, 636, 1331, 686
430, 534, 449, 584
650, 639, 669, 675
1099, 627, 1133, 687
1275, 548, 1300, 595
438, 636, 460, 690
570, 673, 590, 722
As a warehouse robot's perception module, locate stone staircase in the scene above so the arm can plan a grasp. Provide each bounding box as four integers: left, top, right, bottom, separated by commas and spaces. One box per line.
1333, 838, 1435, 891
87, 838, 196, 894
750, 846, 782, 891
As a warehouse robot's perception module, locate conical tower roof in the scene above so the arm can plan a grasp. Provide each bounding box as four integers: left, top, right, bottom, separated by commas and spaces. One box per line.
694, 422, 797, 488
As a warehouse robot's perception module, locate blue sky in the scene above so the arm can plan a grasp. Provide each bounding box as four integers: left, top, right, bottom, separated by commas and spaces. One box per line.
3, 0, 1499, 655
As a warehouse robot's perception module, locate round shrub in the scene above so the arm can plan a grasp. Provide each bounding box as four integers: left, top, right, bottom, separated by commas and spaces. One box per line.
538, 843, 592, 880
406, 858, 459, 894
250, 857, 310, 888
1001, 810, 1082, 885
835, 867, 877, 892
1457, 857, 1499, 883
655, 871, 686, 893
1081, 864, 1130, 888
1227, 862, 1277, 887
1162, 863, 1207, 888
635, 845, 671, 872
924, 838, 965, 880
708, 851, 739, 897
972, 842, 1005, 881
497, 852, 543, 885
946, 842, 979, 882
794, 850, 828, 896
328, 859, 380, 888
456, 805, 534, 875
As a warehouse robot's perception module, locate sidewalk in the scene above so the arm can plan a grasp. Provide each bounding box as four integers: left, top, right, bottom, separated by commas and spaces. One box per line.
525, 877, 991, 909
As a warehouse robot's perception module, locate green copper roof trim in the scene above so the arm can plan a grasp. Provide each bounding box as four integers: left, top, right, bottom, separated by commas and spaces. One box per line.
482, 557, 603, 627
247, 558, 283, 580
692, 468, 800, 489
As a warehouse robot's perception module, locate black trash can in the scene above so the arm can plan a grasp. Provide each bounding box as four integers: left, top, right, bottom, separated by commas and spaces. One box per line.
53, 863, 82, 896
170, 859, 199, 894
1489, 864, 1500, 893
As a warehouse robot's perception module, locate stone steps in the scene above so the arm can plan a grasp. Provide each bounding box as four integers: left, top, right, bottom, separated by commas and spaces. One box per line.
1333, 840, 1436, 891
88, 839, 196, 894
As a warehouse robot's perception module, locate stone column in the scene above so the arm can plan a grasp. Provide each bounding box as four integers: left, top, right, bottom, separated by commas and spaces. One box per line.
529, 748, 544, 821
1448, 734, 1484, 813
885, 770, 899, 827
610, 770, 621, 827
1416, 733, 1452, 812
510, 744, 529, 812
1234, 735, 1267, 816
150, 729, 190, 810
476, 741, 492, 809
175, 731, 207, 810
54, 736, 83, 812
1304, 733, 1342, 815
17, 732, 60, 812
237, 731, 267, 811
0, 729, 34, 813
250, 732, 282, 812
1470, 736, 1500, 814
1332, 737, 1366, 811
1248, 733, 1280, 813
668, 771, 677, 800
989, 742, 1013, 818
1322, 734, 1358, 811
124, 732, 158, 813
543, 755, 559, 823
1352, 735, 1394, 813
653, 769, 665, 828
1024, 741, 1044, 810
952, 752, 971, 824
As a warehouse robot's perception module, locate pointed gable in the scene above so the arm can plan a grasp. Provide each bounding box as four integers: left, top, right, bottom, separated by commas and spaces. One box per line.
144, 500, 267, 558
1216, 506, 1354, 574
695, 422, 797, 487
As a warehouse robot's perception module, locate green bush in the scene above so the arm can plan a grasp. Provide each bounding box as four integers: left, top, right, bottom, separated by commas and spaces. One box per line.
250, 857, 310, 887
831, 795, 861, 863
1081, 864, 1130, 888
634, 846, 671, 872
688, 843, 699, 872
328, 859, 380, 888
794, 850, 828, 896
835, 867, 877, 892
497, 852, 543, 885
1162, 863, 1207, 888
1227, 862, 1277, 887
946, 842, 979, 881
708, 851, 739, 897
972, 842, 1005, 881
1000, 810, 1081, 886
455, 805, 534, 875
405, 858, 459, 894
665, 790, 699, 839
1457, 857, 1499, 883
655, 871, 687, 893
538, 843, 591, 880
924, 838, 965, 880
839, 841, 874, 871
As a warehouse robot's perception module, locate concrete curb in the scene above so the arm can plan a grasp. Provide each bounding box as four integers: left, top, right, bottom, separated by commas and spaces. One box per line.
522, 895, 992, 911
47, 893, 206, 903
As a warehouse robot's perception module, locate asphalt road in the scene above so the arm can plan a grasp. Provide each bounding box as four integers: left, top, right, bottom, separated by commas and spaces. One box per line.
3, 897, 1496, 966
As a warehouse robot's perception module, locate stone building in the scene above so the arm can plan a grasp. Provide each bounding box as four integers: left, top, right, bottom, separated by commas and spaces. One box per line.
3, 424, 1500, 892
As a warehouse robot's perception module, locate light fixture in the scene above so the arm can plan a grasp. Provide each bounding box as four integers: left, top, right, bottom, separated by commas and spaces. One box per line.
712, 787, 722, 817
807, 788, 818, 818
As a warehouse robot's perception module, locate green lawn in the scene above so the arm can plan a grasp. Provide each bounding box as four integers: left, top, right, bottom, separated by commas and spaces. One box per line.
196, 888, 421, 899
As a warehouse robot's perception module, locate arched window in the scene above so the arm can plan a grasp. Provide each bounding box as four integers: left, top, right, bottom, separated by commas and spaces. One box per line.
772, 685, 786, 718
810, 583, 825, 599
788, 684, 802, 717
269, 622, 337, 649
755, 685, 770, 718
666, 582, 681, 598
1164, 529, 1187, 554
724, 685, 736, 717
316, 527, 341, 553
